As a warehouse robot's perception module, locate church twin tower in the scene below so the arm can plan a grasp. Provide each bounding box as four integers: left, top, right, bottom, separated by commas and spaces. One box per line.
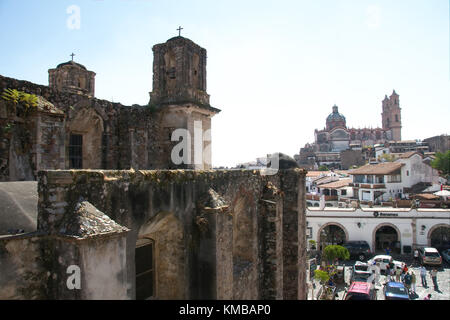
381, 90, 402, 141
48, 35, 220, 170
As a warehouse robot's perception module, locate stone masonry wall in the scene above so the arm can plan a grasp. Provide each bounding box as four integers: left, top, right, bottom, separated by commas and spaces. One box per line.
35, 169, 307, 300
0, 74, 163, 181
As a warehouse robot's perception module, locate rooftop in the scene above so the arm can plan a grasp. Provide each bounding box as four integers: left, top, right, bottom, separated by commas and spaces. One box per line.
349, 162, 404, 175
318, 178, 352, 189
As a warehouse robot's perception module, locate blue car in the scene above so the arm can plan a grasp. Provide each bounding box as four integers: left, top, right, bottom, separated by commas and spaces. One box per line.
383, 281, 410, 300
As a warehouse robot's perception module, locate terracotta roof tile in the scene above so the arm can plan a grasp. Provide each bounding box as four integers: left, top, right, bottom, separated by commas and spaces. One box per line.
349, 162, 404, 175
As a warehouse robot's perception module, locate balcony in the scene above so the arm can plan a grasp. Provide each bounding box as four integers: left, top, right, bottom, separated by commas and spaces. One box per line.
350, 183, 385, 189
306, 194, 339, 201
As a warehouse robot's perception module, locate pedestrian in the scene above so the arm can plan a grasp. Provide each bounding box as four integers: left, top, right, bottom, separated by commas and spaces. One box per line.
411, 271, 416, 294
395, 266, 402, 282
401, 264, 408, 282
390, 266, 395, 283
430, 268, 439, 291
424, 293, 432, 300
420, 265, 427, 287
374, 262, 381, 286
404, 272, 412, 294
385, 264, 391, 282
413, 249, 419, 265
385, 247, 391, 255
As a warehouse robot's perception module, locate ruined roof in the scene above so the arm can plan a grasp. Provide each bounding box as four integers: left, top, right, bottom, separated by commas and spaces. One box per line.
35, 95, 64, 115
349, 162, 404, 175
0, 182, 38, 235
198, 188, 229, 213
57, 201, 129, 239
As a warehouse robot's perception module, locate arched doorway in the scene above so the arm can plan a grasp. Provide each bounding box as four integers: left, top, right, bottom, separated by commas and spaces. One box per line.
374, 224, 400, 254
428, 225, 450, 252
318, 223, 348, 250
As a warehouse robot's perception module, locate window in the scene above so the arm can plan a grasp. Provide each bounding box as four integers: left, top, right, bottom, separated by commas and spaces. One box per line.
135, 239, 155, 300
395, 115, 399, 122
69, 134, 83, 169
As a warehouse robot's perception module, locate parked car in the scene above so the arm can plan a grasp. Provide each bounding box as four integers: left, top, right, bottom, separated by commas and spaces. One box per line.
441, 248, 450, 264
344, 281, 377, 300
383, 281, 410, 300
351, 270, 375, 284
343, 241, 372, 261
367, 255, 405, 274
418, 247, 442, 266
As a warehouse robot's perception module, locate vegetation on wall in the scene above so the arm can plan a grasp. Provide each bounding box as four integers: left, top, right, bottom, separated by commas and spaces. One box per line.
1, 88, 38, 117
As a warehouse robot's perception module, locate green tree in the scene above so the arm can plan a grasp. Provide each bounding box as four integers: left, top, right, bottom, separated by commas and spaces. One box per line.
322, 245, 350, 264
319, 165, 328, 171
378, 153, 396, 162
431, 150, 450, 178
314, 269, 330, 284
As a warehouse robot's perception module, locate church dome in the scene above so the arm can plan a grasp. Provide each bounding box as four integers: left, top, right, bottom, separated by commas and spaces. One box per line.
326, 105, 346, 130
327, 105, 346, 122
56, 60, 87, 70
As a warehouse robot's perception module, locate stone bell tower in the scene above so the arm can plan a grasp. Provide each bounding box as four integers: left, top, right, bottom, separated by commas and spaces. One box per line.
381, 90, 402, 141
149, 35, 220, 170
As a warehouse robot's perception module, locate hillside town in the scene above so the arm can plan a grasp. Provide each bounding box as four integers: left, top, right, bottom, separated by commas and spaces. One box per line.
0, 1, 449, 304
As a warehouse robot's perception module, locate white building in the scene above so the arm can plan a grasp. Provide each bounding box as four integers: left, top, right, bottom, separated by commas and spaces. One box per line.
349, 152, 442, 203
306, 207, 450, 255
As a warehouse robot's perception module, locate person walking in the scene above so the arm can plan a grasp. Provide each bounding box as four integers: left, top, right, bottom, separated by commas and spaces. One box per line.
430, 268, 439, 291
395, 266, 402, 282
411, 271, 416, 295
401, 264, 408, 282
420, 265, 427, 287
374, 262, 381, 286
390, 266, 395, 283
385, 264, 391, 282
413, 249, 419, 266
404, 272, 412, 294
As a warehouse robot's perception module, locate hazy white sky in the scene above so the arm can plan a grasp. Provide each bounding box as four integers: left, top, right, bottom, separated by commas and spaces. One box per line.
0, 0, 448, 167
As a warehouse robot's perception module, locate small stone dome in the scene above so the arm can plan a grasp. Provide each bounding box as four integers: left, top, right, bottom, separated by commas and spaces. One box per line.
56, 60, 87, 70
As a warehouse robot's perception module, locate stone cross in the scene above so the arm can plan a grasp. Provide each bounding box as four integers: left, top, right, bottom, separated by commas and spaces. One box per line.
70, 53, 75, 61
177, 26, 183, 37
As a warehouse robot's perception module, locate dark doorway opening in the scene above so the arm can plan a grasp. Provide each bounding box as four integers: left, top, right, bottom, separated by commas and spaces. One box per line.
135, 238, 155, 300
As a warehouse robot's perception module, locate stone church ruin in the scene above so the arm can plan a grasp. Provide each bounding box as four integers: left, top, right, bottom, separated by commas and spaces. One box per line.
0, 36, 307, 300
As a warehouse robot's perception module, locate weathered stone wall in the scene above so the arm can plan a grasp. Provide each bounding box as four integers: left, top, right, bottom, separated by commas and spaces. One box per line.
34, 169, 307, 300
0, 231, 129, 300
0, 75, 163, 181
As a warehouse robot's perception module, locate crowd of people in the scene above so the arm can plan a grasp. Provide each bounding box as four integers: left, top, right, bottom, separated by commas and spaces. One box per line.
381, 248, 440, 300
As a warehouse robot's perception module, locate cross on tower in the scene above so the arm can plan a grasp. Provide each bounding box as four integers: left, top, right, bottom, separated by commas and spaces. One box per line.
70, 53, 75, 61
177, 26, 183, 37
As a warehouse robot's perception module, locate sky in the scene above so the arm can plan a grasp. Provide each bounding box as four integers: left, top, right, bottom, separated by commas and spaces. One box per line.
0, 0, 449, 168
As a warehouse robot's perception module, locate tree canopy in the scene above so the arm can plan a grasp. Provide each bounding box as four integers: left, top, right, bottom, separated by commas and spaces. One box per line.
431, 150, 450, 177
322, 245, 350, 263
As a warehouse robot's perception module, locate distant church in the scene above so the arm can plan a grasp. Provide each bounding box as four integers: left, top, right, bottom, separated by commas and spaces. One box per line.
295, 91, 402, 169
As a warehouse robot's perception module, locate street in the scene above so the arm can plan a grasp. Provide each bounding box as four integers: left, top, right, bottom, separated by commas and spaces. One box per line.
310, 258, 450, 300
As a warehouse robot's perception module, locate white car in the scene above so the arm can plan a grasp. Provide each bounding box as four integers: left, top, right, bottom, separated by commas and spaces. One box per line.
367, 255, 405, 273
